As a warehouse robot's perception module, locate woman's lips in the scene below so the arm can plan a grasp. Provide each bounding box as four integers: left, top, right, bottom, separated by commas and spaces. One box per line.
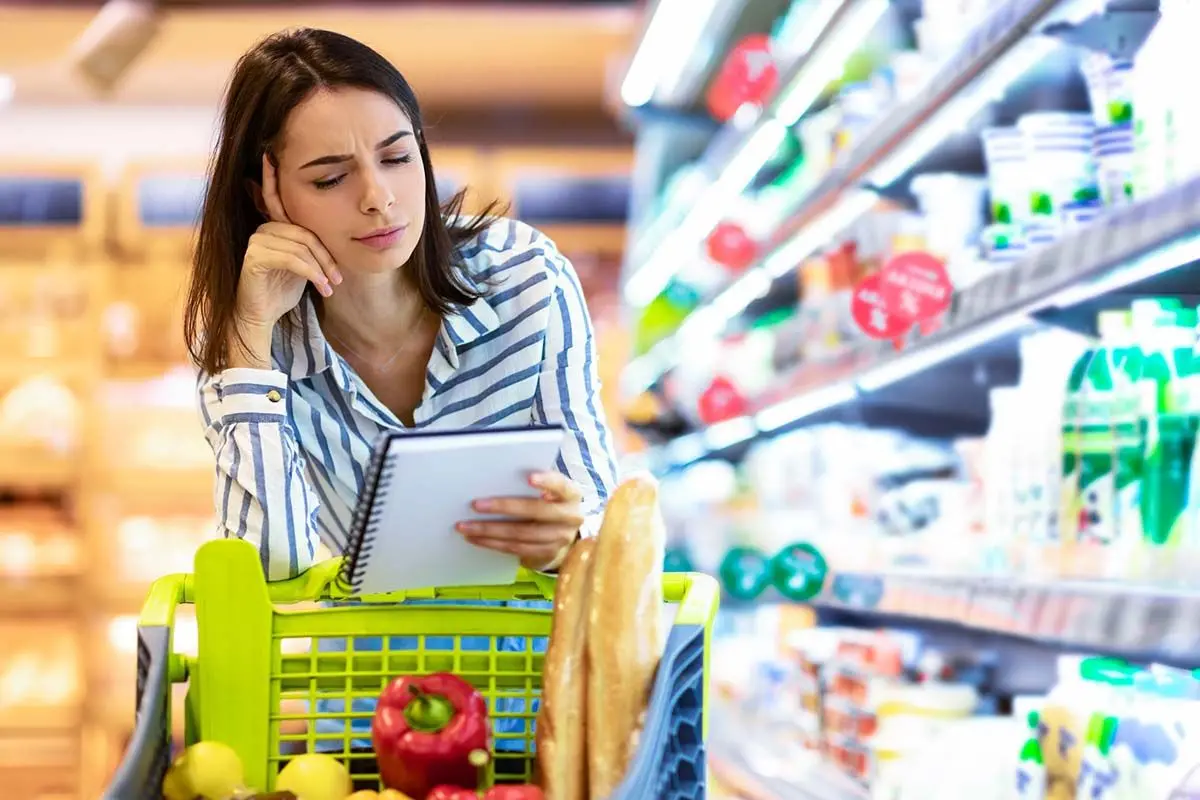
354, 225, 406, 249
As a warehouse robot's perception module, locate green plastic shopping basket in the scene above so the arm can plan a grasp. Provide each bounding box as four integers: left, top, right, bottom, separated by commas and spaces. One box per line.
104, 538, 718, 799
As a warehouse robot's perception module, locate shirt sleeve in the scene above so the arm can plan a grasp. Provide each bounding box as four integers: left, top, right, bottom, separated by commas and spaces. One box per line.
196, 367, 321, 580
531, 237, 621, 538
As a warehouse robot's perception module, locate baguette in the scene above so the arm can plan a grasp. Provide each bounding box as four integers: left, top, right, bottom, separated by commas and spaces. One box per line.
535, 538, 596, 800
587, 475, 666, 798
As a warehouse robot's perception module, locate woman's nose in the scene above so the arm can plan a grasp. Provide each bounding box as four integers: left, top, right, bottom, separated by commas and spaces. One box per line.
360, 171, 395, 215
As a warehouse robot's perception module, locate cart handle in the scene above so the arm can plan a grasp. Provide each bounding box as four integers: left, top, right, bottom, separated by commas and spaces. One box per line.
146, 541, 718, 629
138, 572, 191, 684
258, 555, 561, 604
260, 555, 719, 625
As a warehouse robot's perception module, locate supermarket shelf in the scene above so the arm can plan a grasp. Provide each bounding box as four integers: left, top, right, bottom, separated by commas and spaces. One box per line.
101, 466, 211, 502
709, 701, 868, 800
624, 0, 1140, 387
0, 455, 81, 493
624, 0, 883, 304
645, 174, 1200, 472
816, 570, 1200, 664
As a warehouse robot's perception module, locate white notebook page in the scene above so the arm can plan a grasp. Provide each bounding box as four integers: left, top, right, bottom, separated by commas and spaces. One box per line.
351, 426, 566, 595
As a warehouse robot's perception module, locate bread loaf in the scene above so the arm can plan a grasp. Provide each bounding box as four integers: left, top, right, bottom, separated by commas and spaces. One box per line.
535, 538, 596, 800
587, 475, 666, 798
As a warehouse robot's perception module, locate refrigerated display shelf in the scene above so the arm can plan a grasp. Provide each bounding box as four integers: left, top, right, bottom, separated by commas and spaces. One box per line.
625, 0, 1139, 387
624, 0, 874, 298
817, 570, 1200, 662
709, 701, 868, 800
646, 172, 1200, 472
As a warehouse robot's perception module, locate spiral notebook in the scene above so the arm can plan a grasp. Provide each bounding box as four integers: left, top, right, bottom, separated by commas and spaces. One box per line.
337, 425, 567, 595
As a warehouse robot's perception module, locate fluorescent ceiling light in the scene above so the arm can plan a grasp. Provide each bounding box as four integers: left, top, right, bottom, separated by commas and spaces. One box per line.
620, 0, 723, 108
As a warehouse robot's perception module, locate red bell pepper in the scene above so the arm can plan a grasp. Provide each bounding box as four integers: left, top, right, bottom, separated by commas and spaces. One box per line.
372, 672, 491, 798
426, 788, 479, 800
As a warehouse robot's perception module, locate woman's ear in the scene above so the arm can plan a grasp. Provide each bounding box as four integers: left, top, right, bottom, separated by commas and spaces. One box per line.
245, 179, 269, 219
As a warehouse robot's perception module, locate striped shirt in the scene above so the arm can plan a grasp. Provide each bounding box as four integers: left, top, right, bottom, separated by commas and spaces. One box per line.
197, 217, 620, 581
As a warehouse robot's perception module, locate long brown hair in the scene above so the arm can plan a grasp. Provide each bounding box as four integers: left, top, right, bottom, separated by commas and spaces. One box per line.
183, 27, 501, 375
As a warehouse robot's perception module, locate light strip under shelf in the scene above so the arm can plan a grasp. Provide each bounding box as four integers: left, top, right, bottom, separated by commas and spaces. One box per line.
620, 0, 725, 108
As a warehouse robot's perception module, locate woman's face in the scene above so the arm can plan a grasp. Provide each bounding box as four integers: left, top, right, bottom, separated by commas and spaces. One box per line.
273, 87, 426, 275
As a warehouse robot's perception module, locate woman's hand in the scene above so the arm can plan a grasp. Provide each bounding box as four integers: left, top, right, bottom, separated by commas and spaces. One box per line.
235, 154, 344, 331
457, 472, 585, 571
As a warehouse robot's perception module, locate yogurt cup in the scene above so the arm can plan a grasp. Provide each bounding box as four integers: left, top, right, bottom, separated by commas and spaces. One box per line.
1081, 51, 1134, 126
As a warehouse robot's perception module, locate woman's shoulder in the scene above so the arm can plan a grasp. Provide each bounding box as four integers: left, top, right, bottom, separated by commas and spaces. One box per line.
457, 217, 572, 304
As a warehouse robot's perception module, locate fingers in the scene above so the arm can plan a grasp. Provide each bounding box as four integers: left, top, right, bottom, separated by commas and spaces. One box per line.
471, 496, 584, 527
528, 471, 584, 502
457, 520, 577, 544
259, 222, 342, 286
459, 524, 572, 571
261, 154, 291, 224
248, 233, 330, 295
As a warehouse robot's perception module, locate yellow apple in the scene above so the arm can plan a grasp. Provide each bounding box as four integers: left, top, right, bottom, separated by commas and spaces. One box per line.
161, 740, 246, 800
273, 753, 353, 800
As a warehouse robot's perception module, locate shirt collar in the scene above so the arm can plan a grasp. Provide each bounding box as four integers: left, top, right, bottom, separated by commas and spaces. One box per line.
279, 290, 501, 383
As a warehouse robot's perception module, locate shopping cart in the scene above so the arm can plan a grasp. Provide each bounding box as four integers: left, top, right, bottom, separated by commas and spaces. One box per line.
104, 538, 718, 799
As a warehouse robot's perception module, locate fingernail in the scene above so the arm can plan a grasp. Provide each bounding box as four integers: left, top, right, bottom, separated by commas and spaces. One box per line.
473, 499, 494, 512
529, 473, 545, 487
332, 270, 343, 285
319, 281, 332, 297
457, 522, 478, 534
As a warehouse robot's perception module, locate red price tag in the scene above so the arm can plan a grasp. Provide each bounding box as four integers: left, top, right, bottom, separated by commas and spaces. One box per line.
705, 221, 759, 272
697, 375, 748, 425
877, 251, 953, 335
850, 271, 912, 349
706, 34, 779, 122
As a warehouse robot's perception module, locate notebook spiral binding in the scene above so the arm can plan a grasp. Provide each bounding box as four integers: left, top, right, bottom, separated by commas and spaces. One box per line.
336, 441, 400, 594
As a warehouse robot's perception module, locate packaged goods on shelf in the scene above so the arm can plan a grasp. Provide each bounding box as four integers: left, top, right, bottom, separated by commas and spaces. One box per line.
96, 367, 213, 482
0, 504, 79, 580
0, 376, 82, 458
0, 619, 83, 729
661, 422, 978, 585
710, 601, 1200, 799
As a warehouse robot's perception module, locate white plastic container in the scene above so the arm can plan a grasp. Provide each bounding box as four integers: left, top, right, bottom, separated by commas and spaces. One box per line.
1018, 112, 1098, 234
1094, 123, 1135, 206
1080, 51, 1134, 127
1130, 1, 1180, 197
981, 126, 1028, 225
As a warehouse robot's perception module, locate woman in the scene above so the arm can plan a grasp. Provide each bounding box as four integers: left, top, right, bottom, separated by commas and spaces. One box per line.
184, 27, 618, 579
183, 27, 619, 779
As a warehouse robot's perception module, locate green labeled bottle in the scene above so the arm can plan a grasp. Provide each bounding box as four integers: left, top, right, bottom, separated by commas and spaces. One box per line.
1135, 301, 1199, 582
1062, 310, 1144, 577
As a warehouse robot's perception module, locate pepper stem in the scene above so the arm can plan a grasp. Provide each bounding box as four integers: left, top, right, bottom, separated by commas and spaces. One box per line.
403, 684, 455, 733
470, 748, 490, 790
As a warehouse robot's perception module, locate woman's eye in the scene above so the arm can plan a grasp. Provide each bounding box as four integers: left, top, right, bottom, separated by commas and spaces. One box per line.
382, 154, 414, 166
313, 175, 345, 190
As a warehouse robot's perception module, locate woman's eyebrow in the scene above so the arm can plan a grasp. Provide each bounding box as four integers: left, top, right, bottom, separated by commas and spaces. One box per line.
299, 130, 413, 169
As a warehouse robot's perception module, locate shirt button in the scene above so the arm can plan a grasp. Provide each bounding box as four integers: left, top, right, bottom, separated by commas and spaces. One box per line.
266, 389, 283, 403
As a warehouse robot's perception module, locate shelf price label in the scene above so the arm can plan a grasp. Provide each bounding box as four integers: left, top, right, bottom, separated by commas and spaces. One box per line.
851, 251, 953, 348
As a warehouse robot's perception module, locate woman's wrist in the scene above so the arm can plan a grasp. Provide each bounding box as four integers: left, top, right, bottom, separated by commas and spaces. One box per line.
226, 319, 276, 370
